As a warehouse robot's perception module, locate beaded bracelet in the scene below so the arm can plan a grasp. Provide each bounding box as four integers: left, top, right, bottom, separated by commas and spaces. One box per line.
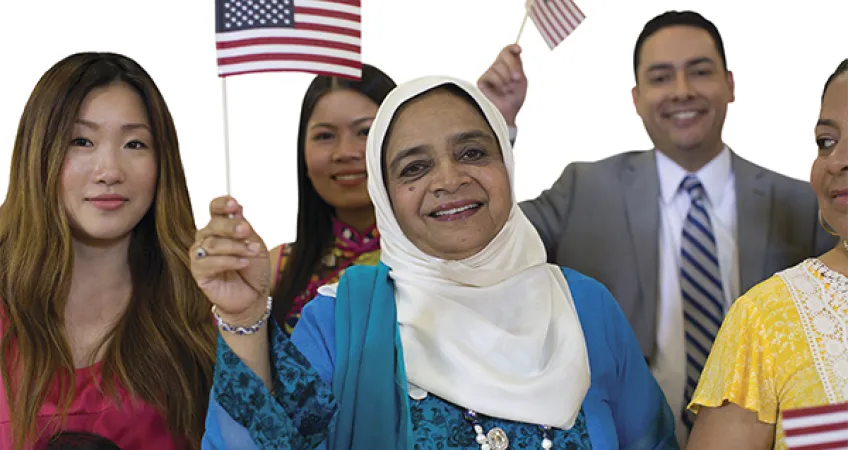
212, 296, 273, 335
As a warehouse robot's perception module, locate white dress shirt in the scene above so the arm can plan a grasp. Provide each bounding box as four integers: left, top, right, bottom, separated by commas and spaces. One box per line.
652, 147, 740, 446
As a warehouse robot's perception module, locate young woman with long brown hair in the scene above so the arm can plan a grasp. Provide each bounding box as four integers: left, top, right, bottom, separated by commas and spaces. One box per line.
0, 52, 216, 450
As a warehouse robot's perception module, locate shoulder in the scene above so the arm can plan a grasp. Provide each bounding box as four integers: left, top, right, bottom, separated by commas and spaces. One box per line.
299, 293, 336, 324
725, 269, 798, 331
564, 151, 648, 173
558, 151, 653, 193
734, 154, 815, 198
558, 267, 625, 330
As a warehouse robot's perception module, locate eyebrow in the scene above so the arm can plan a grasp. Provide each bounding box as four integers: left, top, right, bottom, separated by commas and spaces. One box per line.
75, 119, 151, 132
817, 118, 839, 129
646, 57, 716, 73
309, 116, 374, 131
389, 145, 428, 172
452, 130, 493, 144
388, 129, 494, 172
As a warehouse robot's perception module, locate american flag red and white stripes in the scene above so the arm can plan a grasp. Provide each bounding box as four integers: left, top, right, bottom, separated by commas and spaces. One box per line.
783, 403, 848, 450
215, 0, 362, 79
527, 0, 585, 50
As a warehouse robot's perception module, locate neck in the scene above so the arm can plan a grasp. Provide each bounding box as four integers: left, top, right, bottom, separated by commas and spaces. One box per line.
335, 206, 376, 233
659, 141, 724, 173
65, 235, 134, 335
819, 239, 848, 277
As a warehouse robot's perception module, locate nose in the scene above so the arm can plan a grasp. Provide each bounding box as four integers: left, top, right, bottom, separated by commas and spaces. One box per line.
93, 146, 125, 186
429, 158, 470, 197
826, 141, 848, 175
331, 133, 365, 163
672, 72, 695, 100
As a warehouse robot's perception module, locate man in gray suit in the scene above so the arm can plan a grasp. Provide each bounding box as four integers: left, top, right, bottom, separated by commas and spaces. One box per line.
478, 10, 836, 444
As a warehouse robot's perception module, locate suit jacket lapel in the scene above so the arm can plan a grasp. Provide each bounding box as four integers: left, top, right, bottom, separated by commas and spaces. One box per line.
622, 151, 660, 324
732, 152, 771, 294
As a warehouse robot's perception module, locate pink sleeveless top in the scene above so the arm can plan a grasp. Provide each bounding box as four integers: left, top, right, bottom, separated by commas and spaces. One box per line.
0, 353, 185, 449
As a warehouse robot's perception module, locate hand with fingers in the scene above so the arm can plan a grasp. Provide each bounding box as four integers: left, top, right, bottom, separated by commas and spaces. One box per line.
477, 44, 528, 127
191, 196, 272, 332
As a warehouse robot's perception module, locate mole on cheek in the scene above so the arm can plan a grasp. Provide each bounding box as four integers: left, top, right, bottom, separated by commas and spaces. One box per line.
408, 186, 415, 192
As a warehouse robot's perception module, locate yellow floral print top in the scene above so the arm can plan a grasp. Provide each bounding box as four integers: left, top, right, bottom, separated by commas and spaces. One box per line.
688, 259, 848, 449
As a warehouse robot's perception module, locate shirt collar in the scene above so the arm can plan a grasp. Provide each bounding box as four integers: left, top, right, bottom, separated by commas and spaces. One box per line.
656, 146, 732, 205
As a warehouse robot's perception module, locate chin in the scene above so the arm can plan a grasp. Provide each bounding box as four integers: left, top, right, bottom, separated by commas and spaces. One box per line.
72, 224, 135, 245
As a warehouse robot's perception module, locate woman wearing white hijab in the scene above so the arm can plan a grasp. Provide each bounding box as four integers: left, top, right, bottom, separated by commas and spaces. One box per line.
192, 76, 677, 449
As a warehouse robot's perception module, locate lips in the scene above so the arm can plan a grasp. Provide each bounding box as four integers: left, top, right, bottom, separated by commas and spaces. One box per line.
87, 194, 128, 211
332, 173, 366, 181
831, 189, 848, 199
428, 201, 483, 221
663, 109, 706, 127
331, 171, 367, 186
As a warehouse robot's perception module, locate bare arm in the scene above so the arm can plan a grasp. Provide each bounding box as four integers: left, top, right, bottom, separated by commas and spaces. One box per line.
687, 403, 774, 450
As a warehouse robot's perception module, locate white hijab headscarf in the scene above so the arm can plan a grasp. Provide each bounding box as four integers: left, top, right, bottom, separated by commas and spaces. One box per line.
329, 75, 591, 429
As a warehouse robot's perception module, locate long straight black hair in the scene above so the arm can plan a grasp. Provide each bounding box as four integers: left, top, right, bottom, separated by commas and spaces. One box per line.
272, 65, 396, 325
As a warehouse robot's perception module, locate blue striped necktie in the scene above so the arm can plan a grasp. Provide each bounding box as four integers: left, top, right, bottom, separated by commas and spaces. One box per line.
679, 175, 725, 430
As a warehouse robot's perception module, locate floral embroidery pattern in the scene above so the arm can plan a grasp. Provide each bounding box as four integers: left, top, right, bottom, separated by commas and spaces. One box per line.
213, 322, 337, 448
781, 260, 848, 403
278, 219, 381, 335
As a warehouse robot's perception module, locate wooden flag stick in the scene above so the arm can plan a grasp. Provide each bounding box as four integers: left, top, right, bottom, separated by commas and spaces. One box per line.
515, 12, 529, 44
516, 0, 535, 43
220, 77, 232, 196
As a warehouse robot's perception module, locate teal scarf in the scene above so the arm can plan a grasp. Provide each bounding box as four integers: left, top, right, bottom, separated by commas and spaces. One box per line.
328, 263, 414, 449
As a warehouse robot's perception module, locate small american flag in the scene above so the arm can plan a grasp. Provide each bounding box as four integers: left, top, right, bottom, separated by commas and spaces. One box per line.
215, 0, 362, 79
528, 0, 585, 50
783, 403, 848, 449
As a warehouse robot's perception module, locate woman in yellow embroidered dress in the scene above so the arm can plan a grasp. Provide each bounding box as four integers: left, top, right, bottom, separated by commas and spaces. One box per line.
269, 65, 396, 335
686, 59, 848, 449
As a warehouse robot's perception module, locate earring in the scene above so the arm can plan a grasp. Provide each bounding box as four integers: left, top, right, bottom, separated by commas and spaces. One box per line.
819, 209, 840, 237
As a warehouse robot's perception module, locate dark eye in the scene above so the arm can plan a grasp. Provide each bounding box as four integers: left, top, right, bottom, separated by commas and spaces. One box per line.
357, 127, 370, 137
125, 140, 148, 150
460, 147, 487, 161
649, 75, 670, 84
692, 68, 713, 76
313, 132, 334, 141
817, 138, 837, 151
70, 137, 93, 147
400, 161, 428, 178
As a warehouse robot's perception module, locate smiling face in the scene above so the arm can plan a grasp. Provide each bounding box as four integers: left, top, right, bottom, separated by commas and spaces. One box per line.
383, 87, 512, 260
632, 25, 735, 164
304, 88, 379, 215
60, 82, 158, 245
810, 72, 848, 237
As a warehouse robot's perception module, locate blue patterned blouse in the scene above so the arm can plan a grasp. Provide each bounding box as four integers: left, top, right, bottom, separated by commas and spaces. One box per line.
202, 269, 678, 449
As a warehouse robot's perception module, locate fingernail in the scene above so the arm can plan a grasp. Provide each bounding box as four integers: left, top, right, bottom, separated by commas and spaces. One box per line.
238, 258, 250, 266
512, 72, 520, 81
248, 242, 260, 253
227, 200, 237, 209
236, 223, 248, 234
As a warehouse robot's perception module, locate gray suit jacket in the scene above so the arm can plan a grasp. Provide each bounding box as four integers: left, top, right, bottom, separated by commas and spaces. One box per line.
519, 149, 837, 361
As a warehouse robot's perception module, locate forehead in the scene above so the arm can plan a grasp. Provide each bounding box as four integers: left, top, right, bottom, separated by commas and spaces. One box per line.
385, 89, 490, 153
639, 25, 720, 69
309, 89, 378, 123
77, 83, 148, 122
821, 75, 848, 125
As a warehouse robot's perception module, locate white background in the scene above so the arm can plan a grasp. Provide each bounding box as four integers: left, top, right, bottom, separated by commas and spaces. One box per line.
1, 0, 847, 249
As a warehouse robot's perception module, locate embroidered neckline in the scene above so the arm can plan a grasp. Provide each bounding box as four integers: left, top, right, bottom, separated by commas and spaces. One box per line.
779, 259, 848, 403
